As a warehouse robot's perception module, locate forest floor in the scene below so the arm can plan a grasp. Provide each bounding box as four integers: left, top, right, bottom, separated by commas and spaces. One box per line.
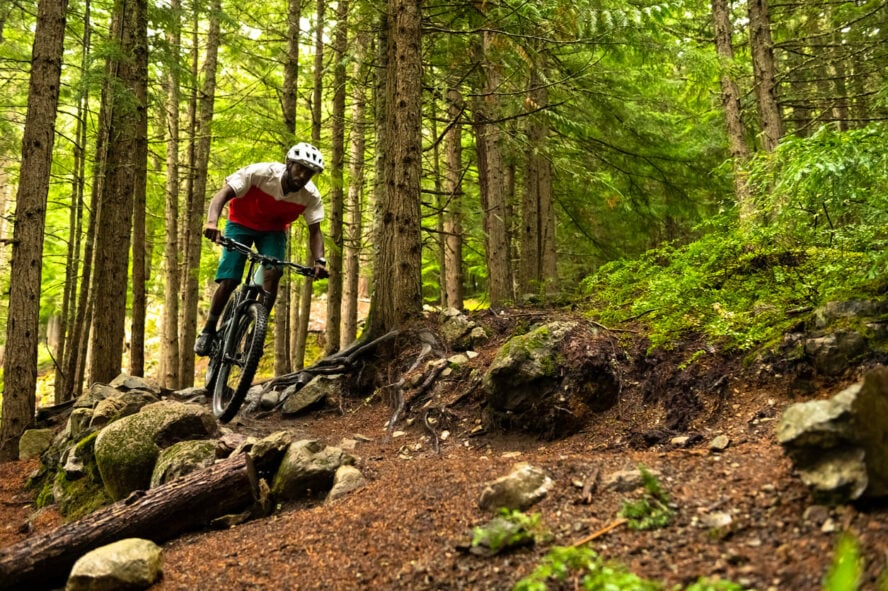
2, 309, 888, 590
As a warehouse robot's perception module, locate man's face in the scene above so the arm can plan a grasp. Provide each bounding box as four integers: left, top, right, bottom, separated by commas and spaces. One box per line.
285, 161, 315, 192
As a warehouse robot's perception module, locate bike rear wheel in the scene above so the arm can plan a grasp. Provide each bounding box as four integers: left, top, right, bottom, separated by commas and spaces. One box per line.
213, 301, 268, 422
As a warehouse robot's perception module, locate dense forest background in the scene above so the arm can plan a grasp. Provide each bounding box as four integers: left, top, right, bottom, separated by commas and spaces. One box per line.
0, 0, 886, 458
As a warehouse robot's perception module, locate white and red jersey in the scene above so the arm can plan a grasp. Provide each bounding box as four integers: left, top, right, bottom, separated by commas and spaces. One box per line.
224, 162, 324, 232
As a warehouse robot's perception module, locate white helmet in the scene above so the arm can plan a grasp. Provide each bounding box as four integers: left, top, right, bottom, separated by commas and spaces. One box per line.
286, 142, 325, 173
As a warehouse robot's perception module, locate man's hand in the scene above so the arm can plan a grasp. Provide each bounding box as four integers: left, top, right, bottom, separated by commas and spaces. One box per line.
313, 263, 329, 279
203, 223, 221, 243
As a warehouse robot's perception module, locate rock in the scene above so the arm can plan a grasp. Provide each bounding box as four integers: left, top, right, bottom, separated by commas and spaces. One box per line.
94, 401, 219, 501
280, 375, 342, 417
478, 463, 552, 512
19, 428, 54, 461
247, 431, 294, 473
259, 390, 280, 410
271, 440, 352, 500
89, 391, 160, 429
108, 374, 163, 396
709, 435, 730, 451
67, 408, 94, 440
327, 465, 367, 501
65, 538, 162, 591
50, 432, 112, 519
603, 467, 662, 493
804, 330, 866, 376
74, 383, 119, 409
483, 322, 578, 412
439, 309, 488, 351
778, 365, 888, 502
150, 440, 217, 488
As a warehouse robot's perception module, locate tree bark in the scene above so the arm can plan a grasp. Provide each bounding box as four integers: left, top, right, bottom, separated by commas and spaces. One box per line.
56, 0, 91, 402
161, 0, 182, 389
88, 0, 148, 384
518, 52, 556, 295
0, 0, 69, 460
342, 32, 369, 348
326, 0, 349, 356
275, 0, 302, 377
180, 0, 221, 386
474, 30, 513, 307
443, 87, 464, 310
748, 0, 784, 151
129, 21, 150, 377
711, 0, 752, 221
0, 453, 258, 591
367, 0, 424, 339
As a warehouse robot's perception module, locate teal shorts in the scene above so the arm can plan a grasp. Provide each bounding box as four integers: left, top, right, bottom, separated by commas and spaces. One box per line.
216, 222, 287, 282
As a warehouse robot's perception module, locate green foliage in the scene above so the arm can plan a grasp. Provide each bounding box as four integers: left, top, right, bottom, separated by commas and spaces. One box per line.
472, 509, 549, 555
582, 126, 888, 353
822, 533, 863, 591
514, 545, 745, 591
618, 465, 674, 530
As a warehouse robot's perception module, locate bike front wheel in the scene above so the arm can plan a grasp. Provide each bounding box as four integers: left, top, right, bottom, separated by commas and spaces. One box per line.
213, 301, 268, 422
204, 299, 235, 394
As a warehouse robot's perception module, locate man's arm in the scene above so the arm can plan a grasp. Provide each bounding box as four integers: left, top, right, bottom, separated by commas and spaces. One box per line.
203, 184, 237, 242
308, 222, 328, 279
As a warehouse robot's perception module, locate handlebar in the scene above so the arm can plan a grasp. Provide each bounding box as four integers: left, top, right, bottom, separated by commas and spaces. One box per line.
213, 235, 315, 278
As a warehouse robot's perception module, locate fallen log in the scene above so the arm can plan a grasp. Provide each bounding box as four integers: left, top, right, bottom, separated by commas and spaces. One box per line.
0, 452, 258, 590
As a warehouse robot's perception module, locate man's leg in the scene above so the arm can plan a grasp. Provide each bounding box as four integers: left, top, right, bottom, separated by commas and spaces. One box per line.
204, 278, 239, 331
261, 268, 283, 313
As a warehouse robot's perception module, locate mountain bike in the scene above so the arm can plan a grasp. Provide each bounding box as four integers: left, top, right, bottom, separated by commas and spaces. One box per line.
204, 236, 315, 422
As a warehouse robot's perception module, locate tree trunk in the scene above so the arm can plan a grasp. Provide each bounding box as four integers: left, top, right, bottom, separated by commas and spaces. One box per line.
180, 0, 221, 386
89, 0, 148, 384
129, 35, 150, 378
0, 0, 69, 460
443, 88, 464, 310
342, 32, 369, 348
518, 53, 556, 295
325, 0, 348, 356
275, 0, 302, 377
178, 4, 199, 381
748, 0, 784, 151
56, 0, 91, 402
711, 0, 752, 220
0, 453, 258, 591
367, 0, 424, 339
474, 30, 513, 307
160, 0, 182, 389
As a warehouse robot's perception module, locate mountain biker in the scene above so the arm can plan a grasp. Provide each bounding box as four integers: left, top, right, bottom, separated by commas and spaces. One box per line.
194, 142, 330, 356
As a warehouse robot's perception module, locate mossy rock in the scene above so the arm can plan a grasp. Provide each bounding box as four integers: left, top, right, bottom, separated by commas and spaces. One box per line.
95, 401, 219, 501
150, 440, 217, 488
35, 431, 112, 519
482, 322, 577, 412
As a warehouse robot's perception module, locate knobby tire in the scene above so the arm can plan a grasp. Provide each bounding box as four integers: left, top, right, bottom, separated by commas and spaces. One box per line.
204, 299, 236, 394
213, 301, 268, 422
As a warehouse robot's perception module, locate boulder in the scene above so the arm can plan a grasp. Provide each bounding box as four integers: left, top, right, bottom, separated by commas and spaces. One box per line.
19, 428, 54, 461
65, 538, 162, 591
94, 401, 219, 501
89, 391, 160, 429
478, 463, 552, 512
150, 440, 217, 488
327, 465, 367, 502
483, 322, 578, 413
281, 375, 342, 417
271, 440, 352, 501
778, 366, 888, 503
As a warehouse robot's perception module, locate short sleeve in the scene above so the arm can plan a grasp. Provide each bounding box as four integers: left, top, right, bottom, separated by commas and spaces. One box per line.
301, 182, 325, 225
